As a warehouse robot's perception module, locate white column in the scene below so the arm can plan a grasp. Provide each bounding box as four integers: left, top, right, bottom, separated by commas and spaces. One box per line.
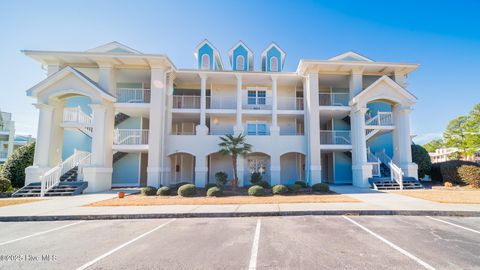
349, 69, 363, 99
394, 105, 418, 178
196, 74, 209, 135
270, 75, 279, 136
234, 74, 244, 135
49, 99, 65, 166
195, 154, 208, 188
351, 106, 372, 187
6, 121, 14, 157
98, 63, 116, 96
394, 71, 407, 88
90, 104, 107, 166
165, 73, 175, 135
270, 154, 281, 185
147, 67, 166, 187
237, 156, 245, 186
305, 73, 322, 184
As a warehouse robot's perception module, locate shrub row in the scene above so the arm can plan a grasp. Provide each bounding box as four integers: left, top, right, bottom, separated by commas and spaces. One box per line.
430, 160, 480, 185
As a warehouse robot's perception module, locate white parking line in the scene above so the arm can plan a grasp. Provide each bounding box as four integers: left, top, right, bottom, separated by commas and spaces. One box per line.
0, 221, 84, 247
343, 216, 435, 270
76, 219, 176, 270
427, 216, 480, 234
248, 218, 261, 270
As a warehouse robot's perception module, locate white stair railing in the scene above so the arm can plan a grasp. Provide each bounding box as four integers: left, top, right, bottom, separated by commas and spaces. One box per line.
63, 107, 92, 125
116, 88, 151, 103
114, 129, 149, 145
40, 150, 91, 196
319, 130, 351, 145
367, 148, 381, 177
366, 112, 393, 126
375, 150, 404, 189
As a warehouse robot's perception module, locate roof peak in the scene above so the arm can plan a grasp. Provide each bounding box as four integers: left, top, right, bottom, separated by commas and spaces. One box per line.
86, 41, 141, 54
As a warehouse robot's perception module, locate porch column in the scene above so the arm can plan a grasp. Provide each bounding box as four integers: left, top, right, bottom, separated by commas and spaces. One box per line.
6, 121, 14, 158
394, 105, 418, 178
305, 73, 322, 184
349, 68, 363, 99
270, 154, 281, 186
237, 156, 245, 186
165, 73, 175, 135
234, 74, 244, 135
351, 106, 372, 187
195, 154, 208, 188
270, 75, 279, 136
147, 67, 166, 187
196, 74, 209, 135
98, 63, 116, 96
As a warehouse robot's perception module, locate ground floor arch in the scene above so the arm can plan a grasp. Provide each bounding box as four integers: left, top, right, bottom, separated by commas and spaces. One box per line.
244, 152, 271, 185
280, 152, 306, 185
169, 152, 196, 185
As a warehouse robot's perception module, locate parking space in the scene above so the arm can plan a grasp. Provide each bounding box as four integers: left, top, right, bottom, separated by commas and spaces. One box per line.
0, 216, 478, 269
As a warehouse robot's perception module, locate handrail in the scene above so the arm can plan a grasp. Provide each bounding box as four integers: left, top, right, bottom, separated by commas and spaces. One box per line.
367, 148, 381, 177
277, 97, 304, 110
116, 88, 151, 103
318, 93, 349, 106
375, 150, 404, 189
114, 129, 149, 145
366, 111, 393, 126
208, 96, 236, 109
173, 95, 201, 109
320, 130, 351, 145
63, 107, 92, 125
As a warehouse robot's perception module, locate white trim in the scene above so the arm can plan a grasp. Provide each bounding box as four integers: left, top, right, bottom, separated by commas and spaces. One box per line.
329, 51, 374, 62
350, 75, 417, 106
426, 216, 480, 234
201, 54, 211, 70
269, 56, 279, 72
236, 55, 245, 71
0, 221, 84, 246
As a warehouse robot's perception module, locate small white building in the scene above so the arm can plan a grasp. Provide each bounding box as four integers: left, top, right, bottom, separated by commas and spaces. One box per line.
20, 41, 420, 195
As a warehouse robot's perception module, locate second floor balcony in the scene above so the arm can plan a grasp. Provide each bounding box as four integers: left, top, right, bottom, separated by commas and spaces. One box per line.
319, 93, 349, 106
116, 88, 151, 103
114, 129, 149, 145
320, 130, 351, 145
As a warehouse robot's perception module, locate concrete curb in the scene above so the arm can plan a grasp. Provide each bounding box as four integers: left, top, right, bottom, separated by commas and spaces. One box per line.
1, 210, 480, 222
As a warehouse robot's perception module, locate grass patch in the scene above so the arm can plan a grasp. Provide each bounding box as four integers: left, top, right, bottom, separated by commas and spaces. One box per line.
395, 189, 480, 204
0, 198, 43, 207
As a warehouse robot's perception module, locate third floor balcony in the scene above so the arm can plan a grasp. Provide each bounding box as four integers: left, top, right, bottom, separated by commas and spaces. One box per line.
116, 88, 151, 103
319, 92, 349, 107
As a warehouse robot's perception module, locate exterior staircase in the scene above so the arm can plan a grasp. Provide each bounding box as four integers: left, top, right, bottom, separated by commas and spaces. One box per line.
113, 151, 128, 163
369, 176, 423, 190
12, 182, 88, 197
115, 113, 130, 126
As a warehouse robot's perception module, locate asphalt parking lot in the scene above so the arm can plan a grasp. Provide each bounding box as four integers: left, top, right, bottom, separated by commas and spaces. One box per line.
0, 216, 478, 270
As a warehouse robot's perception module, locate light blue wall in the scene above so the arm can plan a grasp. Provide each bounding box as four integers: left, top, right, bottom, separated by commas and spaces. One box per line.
266, 47, 282, 72
62, 96, 92, 160
198, 43, 214, 70
233, 45, 248, 71
367, 101, 392, 117
112, 153, 140, 185
334, 152, 352, 184
333, 119, 350, 130
116, 116, 141, 129
367, 101, 394, 157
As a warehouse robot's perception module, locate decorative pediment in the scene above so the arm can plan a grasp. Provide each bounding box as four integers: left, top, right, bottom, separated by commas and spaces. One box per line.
86, 41, 141, 54
329, 51, 373, 62
350, 75, 416, 107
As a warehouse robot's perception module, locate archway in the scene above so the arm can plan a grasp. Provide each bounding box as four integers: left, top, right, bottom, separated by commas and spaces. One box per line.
244, 152, 271, 185
280, 152, 306, 185
168, 152, 196, 185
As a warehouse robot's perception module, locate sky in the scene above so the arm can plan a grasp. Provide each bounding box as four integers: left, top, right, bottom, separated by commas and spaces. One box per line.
1, 0, 479, 144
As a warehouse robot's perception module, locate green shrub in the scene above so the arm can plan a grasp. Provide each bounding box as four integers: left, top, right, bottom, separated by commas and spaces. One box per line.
205, 183, 217, 190
174, 182, 191, 189
250, 172, 262, 185
177, 184, 196, 197
294, 180, 307, 188
312, 183, 329, 192
248, 185, 265, 196
288, 184, 301, 193
272, 184, 288, 195
458, 165, 480, 188
0, 142, 35, 188
430, 160, 480, 184
141, 186, 157, 196
157, 186, 171, 196
207, 186, 223, 197
0, 177, 12, 193
215, 171, 228, 187
256, 180, 270, 189
411, 144, 432, 178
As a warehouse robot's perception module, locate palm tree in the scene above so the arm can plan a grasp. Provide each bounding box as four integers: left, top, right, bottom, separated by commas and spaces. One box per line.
218, 133, 252, 189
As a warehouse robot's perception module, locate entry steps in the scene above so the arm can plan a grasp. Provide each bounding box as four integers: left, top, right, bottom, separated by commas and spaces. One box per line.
369, 176, 423, 190
12, 181, 88, 197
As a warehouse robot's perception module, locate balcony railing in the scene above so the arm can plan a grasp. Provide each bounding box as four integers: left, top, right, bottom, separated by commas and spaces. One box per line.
366, 112, 393, 126
242, 97, 272, 110
116, 88, 151, 103
0, 121, 12, 132
114, 129, 149, 145
320, 130, 351, 145
278, 97, 304, 110
171, 131, 196, 135
319, 93, 349, 106
63, 107, 92, 125
209, 130, 233, 135
173, 95, 201, 109
208, 96, 236, 109
280, 130, 305, 136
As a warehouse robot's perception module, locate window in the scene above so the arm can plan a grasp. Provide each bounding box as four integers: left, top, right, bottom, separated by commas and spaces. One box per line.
236, 55, 245, 71
248, 158, 267, 174
247, 123, 268, 135
201, 54, 210, 70
247, 90, 266, 105
269, 57, 278, 72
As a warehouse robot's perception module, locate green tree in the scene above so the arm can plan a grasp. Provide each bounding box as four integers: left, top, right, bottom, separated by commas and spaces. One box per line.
464, 103, 480, 154
411, 144, 432, 178
0, 142, 35, 188
444, 116, 469, 157
423, 139, 444, 153
218, 134, 252, 189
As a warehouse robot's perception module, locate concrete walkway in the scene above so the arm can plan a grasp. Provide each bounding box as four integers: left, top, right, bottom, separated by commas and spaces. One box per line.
0, 186, 479, 220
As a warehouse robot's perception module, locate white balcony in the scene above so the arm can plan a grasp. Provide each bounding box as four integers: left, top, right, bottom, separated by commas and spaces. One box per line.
171, 131, 196, 135
173, 95, 201, 109
279, 130, 305, 136
114, 129, 149, 145
63, 107, 92, 125
243, 97, 272, 110
319, 93, 349, 106
320, 130, 351, 145
278, 97, 304, 110
208, 96, 236, 110
116, 88, 151, 103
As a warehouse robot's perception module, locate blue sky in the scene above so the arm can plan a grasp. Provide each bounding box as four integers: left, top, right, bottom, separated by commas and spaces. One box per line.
1, 0, 479, 144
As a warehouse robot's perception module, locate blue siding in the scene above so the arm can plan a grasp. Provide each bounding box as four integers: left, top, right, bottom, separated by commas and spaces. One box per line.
112, 153, 140, 185
333, 119, 350, 130
62, 97, 92, 160
233, 45, 248, 71
198, 43, 214, 70
367, 102, 392, 117
334, 152, 352, 184
266, 47, 282, 72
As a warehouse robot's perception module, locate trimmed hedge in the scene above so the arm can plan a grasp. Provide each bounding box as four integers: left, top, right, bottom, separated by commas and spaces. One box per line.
288, 184, 301, 193
207, 186, 223, 197
458, 165, 480, 188
312, 183, 329, 192
0, 142, 35, 188
0, 177, 12, 193
272, 184, 288, 195
174, 182, 191, 189
178, 184, 196, 197
411, 144, 432, 179
248, 185, 265, 196
214, 171, 228, 187
294, 180, 308, 188
430, 160, 480, 184
157, 186, 171, 196
250, 172, 262, 185
204, 183, 218, 190
141, 186, 157, 196
256, 180, 270, 189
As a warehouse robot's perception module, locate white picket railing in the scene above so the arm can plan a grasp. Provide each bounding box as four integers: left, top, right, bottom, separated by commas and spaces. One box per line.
367, 149, 381, 177
366, 112, 393, 126
278, 97, 304, 110
320, 130, 351, 144
116, 88, 151, 103
376, 150, 404, 189
63, 107, 92, 125
40, 150, 91, 196
208, 96, 236, 109
114, 129, 149, 145
319, 93, 349, 106
173, 95, 201, 109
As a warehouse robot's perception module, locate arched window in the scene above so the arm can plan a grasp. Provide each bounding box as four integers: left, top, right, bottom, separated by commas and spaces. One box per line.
236, 55, 245, 71
270, 57, 278, 72
201, 54, 210, 70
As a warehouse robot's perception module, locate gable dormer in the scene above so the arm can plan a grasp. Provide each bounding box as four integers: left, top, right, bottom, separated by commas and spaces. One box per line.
228, 41, 253, 71
194, 39, 224, 71
329, 51, 373, 62
261, 42, 286, 72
